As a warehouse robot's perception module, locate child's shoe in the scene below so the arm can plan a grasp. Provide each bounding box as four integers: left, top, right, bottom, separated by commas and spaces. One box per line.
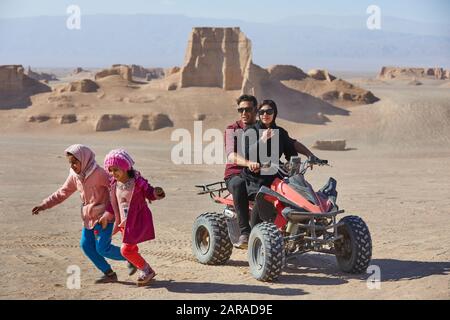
127, 261, 138, 276
95, 269, 118, 284
136, 265, 156, 286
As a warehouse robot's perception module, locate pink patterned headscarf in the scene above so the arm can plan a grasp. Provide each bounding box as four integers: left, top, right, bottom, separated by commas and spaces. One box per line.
103, 149, 135, 172
65, 144, 98, 180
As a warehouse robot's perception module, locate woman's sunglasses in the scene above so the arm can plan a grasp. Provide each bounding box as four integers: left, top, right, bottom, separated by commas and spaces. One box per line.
258, 109, 274, 116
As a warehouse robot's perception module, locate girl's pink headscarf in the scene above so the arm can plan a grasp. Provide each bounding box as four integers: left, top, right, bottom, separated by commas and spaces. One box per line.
65, 144, 98, 181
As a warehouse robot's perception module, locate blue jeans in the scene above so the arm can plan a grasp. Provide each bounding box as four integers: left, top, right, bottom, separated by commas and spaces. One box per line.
80, 222, 126, 273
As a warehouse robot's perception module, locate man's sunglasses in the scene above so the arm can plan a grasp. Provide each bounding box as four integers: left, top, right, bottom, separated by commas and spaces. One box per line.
258, 109, 275, 116
237, 107, 254, 114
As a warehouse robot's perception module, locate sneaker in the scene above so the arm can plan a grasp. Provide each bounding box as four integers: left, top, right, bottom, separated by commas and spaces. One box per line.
95, 270, 118, 284
136, 265, 156, 287
127, 261, 137, 276
234, 234, 249, 249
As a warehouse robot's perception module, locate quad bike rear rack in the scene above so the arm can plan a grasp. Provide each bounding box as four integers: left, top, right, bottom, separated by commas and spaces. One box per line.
195, 181, 229, 203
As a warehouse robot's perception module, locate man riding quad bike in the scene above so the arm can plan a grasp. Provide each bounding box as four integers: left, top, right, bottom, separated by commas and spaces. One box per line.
192, 156, 372, 282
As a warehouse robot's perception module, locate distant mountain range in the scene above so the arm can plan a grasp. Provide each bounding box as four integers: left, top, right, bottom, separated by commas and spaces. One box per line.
0, 14, 449, 71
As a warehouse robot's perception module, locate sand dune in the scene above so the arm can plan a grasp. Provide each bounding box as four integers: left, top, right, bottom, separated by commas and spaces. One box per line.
296, 84, 450, 150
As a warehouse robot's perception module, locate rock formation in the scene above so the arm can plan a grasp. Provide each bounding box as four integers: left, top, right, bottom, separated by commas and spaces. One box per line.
267, 65, 308, 81
131, 64, 148, 78
136, 114, 173, 131
242, 65, 378, 106
60, 114, 77, 124
241, 63, 270, 98
312, 140, 347, 151
378, 66, 450, 80
58, 79, 99, 93
95, 114, 130, 131
72, 67, 86, 74
316, 78, 379, 104
307, 69, 336, 82
180, 27, 252, 90
176, 28, 378, 107
0, 65, 51, 108
95, 114, 173, 132
145, 69, 165, 81
165, 67, 180, 77
131, 64, 165, 80
26, 67, 58, 82
27, 114, 51, 123
95, 64, 132, 81
408, 79, 423, 86
0, 65, 26, 98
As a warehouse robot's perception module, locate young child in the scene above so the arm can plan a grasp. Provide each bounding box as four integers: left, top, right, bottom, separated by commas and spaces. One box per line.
103, 149, 165, 286
32, 144, 135, 283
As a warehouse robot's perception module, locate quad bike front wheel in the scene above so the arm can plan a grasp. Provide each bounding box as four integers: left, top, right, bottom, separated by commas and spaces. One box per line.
248, 222, 285, 282
192, 212, 233, 265
335, 215, 372, 273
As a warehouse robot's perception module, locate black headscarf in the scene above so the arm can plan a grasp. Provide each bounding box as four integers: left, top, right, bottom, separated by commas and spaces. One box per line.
258, 99, 278, 128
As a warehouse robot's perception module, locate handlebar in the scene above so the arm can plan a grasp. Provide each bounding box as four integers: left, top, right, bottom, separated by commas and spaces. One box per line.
300, 156, 329, 175
260, 155, 329, 177
309, 156, 328, 166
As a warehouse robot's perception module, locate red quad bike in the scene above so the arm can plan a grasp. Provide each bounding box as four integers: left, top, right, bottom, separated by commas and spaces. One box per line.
192, 156, 372, 282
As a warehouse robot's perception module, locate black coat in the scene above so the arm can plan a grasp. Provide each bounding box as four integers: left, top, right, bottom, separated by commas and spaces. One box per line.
240, 121, 297, 197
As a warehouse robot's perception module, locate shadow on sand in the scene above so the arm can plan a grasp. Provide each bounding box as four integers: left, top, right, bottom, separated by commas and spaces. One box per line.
117, 255, 449, 295
371, 258, 450, 281
148, 279, 307, 296
283, 253, 450, 283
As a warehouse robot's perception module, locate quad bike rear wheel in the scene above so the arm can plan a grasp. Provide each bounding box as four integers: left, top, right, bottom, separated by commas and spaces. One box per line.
335, 215, 372, 273
192, 212, 233, 265
248, 222, 285, 282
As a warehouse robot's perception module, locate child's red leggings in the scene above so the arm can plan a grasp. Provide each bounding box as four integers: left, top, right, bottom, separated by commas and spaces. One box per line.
120, 243, 147, 270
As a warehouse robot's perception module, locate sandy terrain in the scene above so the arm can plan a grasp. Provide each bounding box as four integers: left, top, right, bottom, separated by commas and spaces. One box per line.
0, 77, 449, 300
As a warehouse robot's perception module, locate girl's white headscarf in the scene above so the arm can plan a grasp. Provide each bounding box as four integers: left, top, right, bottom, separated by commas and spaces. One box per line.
65, 144, 98, 181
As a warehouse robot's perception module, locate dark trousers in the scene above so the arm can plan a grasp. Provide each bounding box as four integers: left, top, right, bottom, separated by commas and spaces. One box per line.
225, 175, 252, 236
249, 197, 276, 228
250, 205, 262, 228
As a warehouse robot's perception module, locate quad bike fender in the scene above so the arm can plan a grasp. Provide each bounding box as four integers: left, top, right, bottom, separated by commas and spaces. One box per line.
273, 201, 287, 228
271, 178, 327, 213
256, 186, 294, 229
257, 186, 302, 211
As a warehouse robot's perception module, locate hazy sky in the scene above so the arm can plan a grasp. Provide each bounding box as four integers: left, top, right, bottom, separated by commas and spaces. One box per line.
1, 0, 449, 23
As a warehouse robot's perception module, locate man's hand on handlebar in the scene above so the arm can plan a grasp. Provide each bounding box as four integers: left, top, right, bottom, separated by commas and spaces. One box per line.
308, 155, 328, 166
247, 161, 261, 173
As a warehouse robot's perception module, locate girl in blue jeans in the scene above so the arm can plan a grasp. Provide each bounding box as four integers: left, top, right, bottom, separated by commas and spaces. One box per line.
80, 222, 137, 283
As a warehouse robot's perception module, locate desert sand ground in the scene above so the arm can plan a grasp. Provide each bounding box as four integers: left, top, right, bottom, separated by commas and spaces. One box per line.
0, 78, 449, 300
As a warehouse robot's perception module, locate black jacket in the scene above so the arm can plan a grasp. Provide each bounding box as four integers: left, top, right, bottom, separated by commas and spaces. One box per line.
241, 121, 297, 196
